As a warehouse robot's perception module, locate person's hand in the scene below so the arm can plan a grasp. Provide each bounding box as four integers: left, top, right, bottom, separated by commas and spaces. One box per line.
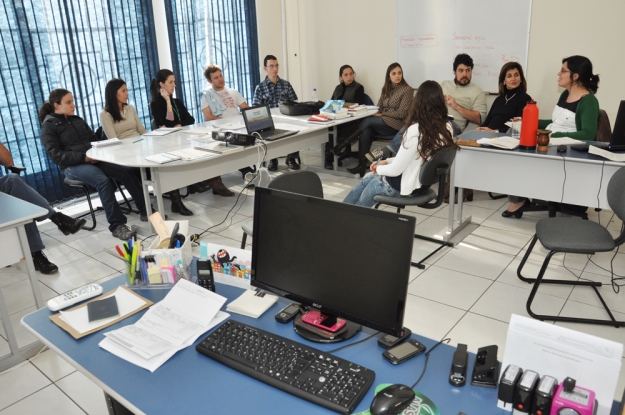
511, 117, 522, 122
445, 95, 457, 110
160, 88, 169, 100
175, 124, 182, 128
373, 113, 382, 117
85, 155, 98, 164
476, 127, 496, 132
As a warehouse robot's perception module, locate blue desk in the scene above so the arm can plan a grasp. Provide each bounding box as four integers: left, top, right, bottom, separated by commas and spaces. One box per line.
21, 275, 621, 414
446, 132, 625, 240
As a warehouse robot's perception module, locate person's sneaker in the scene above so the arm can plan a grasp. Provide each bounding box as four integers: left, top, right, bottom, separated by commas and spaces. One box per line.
32, 251, 58, 275
365, 148, 385, 163
111, 224, 136, 241
49, 212, 86, 235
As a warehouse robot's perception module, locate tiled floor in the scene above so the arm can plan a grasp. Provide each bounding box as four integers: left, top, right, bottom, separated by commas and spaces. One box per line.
1, 146, 624, 413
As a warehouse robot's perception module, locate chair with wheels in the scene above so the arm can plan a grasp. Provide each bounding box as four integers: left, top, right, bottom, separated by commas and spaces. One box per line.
372, 146, 458, 269
240, 171, 324, 248
516, 165, 625, 326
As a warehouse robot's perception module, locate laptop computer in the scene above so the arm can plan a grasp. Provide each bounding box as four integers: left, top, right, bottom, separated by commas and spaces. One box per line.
241, 104, 298, 141
572, 100, 625, 152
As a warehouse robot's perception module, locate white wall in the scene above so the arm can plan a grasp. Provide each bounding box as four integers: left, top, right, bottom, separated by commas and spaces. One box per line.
257, 0, 625, 123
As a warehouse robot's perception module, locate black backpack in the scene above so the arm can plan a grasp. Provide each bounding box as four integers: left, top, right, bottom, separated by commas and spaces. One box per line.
279, 100, 324, 116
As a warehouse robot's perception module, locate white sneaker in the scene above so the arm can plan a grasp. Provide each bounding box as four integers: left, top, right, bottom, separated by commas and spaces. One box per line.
365, 148, 384, 163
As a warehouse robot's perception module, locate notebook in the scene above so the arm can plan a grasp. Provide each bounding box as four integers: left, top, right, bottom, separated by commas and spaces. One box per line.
241, 105, 298, 141
226, 289, 278, 318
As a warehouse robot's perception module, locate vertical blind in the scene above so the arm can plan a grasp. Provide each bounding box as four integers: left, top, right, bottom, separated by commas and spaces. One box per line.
164, 0, 260, 122
0, 0, 159, 203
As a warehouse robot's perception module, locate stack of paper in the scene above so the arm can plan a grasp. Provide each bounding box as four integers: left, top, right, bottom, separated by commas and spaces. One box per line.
226, 289, 278, 318
476, 136, 519, 150
320, 109, 350, 120
166, 147, 221, 161
99, 279, 228, 372
144, 127, 181, 137
91, 138, 121, 148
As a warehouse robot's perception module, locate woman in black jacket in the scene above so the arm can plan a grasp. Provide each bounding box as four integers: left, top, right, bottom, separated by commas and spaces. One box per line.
39, 89, 146, 241
149, 69, 233, 198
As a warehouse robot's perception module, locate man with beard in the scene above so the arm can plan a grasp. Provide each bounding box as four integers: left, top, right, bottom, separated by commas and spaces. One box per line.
441, 53, 487, 134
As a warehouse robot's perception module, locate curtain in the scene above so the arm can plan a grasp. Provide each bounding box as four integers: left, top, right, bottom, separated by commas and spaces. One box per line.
0, 0, 159, 203
163, 0, 260, 122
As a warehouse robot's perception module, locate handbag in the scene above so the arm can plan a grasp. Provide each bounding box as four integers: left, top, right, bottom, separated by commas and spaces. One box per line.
279, 99, 324, 116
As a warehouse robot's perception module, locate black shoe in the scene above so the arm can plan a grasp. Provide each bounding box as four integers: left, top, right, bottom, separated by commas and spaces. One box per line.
32, 251, 58, 274
502, 199, 530, 219
324, 152, 334, 169
168, 190, 193, 216
188, 182, 210, 194
268, 159, 278, 171
111, 224, 136, 240
49, 212, 86, 235
330, 129, 361, 156
286, 157, 300, 170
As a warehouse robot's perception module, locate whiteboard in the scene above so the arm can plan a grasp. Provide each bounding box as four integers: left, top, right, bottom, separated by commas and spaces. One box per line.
396, 0, 532, 93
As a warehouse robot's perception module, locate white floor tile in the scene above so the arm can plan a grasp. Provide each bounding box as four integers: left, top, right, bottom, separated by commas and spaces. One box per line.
37, 257, 116, 294
434, 244, 514, 280
65, 230, 125, 257
497, 257, 577, 299
434, 204, 498, 225
446, 312, 510, 356
403, 294, 466, 341
408, 266, 492, 310
29, 349, 76, 383
461, 226, 532, 256
470, 281, 566, 324
582, 251, 625, 278
56, 371, 109, 415
556, 301, 625, 350
1, 279, 58, 315
481, 209, 541, 235
568, 271, 625, 315
1, 306, 40, 349
0, 363, 50, 411
40, 244, 87, 268
463, 191, 508, 210
0, 266, 28, 289
0, 337, 9, 358
0, 384, 85, 415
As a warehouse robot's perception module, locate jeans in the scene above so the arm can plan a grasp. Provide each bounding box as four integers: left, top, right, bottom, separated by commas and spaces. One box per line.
64, 162, 147, 231
343, 173, 401, 207
0, 174, 55, 253
356, 117, 398, 157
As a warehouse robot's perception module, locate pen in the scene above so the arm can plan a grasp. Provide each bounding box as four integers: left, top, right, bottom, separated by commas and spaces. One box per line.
133, 138, 143, 143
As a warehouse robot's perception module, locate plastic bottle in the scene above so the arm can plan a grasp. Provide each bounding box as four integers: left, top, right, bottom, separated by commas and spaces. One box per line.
311, 88, 318, 102
519, 100, 539, 149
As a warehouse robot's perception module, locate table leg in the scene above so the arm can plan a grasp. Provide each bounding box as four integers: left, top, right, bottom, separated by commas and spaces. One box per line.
0, 287, 20, 353
444, 159, 472, 242
17, 224, 43, 308
140, 167, 151, 217
152, 168, 165, 219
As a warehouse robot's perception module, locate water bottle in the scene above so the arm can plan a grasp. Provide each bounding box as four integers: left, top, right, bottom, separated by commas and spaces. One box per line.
519, 99, 539, 149
311, 88, 318, 102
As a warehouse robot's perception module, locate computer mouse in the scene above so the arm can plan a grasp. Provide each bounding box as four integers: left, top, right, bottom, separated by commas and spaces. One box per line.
370, 384, 416, 415
557, 145, 567, 153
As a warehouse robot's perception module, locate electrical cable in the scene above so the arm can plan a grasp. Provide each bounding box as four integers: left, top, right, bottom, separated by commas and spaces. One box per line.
326, 331, 381, 354
410, 337, 451, 389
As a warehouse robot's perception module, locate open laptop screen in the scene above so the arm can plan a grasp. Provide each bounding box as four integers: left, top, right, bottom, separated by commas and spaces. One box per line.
611, 100, 625, 147
242, 105, 274, 134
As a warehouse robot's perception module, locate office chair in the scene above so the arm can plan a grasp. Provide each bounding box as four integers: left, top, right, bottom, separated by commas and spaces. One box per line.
516, 165, 625, 326
4, 165, 26, 175
595, 109, 611, 142
372, 146, 458, 269
240, 171, 324, 249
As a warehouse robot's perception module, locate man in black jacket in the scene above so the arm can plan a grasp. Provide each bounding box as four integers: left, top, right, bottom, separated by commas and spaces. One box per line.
39, 89, 146, 241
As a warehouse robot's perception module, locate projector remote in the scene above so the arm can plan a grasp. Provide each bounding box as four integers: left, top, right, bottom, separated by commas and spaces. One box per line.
47, 283, 103, 311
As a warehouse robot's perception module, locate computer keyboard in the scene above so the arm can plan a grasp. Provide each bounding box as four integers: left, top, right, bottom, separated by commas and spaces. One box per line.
196, 320, 375, 414
571, 142, 608, 152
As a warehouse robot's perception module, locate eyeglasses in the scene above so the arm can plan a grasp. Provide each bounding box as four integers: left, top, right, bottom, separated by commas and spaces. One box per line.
559, 68, 570, 73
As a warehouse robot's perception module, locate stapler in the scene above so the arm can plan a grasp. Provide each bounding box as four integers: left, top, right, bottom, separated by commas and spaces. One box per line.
471, 345, 499, 388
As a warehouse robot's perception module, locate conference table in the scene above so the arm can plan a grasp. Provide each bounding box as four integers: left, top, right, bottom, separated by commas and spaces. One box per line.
86, 109, 377, 224
0, 192, 46, 371
445, 131, 625, 241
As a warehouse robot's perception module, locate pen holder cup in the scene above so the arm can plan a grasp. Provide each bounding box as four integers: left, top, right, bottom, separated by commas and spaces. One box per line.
125, 232, 193, 290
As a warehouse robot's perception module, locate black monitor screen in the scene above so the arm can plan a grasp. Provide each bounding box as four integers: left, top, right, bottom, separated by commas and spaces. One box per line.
251, 188, 416, 336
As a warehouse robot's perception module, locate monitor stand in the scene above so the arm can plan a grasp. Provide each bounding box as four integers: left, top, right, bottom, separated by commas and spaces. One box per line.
293, 320, 361, 344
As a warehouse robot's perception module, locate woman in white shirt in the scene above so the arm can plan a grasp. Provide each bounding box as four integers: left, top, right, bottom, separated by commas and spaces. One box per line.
343, 80, 457, 207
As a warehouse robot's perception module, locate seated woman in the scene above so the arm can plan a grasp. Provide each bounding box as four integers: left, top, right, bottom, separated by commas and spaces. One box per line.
40, 89, 146, 241
325, 65, 367, 169
502, 55, 600, 218
343, 80, 457, 207
149, 69, 234, 200
331, 62, 413, 177
101, 78, 204, 217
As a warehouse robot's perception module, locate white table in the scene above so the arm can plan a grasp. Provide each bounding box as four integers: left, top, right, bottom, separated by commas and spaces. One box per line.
446, 131, 625, 241
0, 192, 46, 370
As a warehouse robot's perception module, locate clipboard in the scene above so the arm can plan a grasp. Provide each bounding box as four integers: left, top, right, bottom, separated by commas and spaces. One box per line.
49, 286, 153, 339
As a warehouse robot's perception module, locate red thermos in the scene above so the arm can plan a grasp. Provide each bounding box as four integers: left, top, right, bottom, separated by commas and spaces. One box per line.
519, 100, 539, 149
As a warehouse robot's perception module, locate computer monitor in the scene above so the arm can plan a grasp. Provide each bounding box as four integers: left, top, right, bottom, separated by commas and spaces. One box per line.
609, 100, 625, 150
251, 187, 416, 338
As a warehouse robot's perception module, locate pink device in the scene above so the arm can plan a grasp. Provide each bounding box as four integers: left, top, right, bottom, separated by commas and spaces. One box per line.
550, 378, 597, 415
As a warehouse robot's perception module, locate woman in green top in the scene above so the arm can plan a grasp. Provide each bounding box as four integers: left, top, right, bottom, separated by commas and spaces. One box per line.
503, 55, 600, 218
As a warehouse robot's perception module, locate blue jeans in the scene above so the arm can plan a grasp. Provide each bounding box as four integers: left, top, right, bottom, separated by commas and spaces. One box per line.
387, 121, 463, 154
343, 173, 400, 207
0, 174, 55, 252
64, 162, 147, 231
356, 117, 398, 155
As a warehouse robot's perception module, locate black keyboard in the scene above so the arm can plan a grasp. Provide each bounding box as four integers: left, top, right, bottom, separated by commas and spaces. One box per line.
571, 142, 608, 152
196, 320, 375, 414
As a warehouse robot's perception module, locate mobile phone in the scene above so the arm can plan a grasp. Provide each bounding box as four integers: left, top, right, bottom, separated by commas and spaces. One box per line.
378, 328, 412, 349
275, 303, 300, 323
382, 339, 426, 365
197, 259, 215, 292
301, 310, 346, 333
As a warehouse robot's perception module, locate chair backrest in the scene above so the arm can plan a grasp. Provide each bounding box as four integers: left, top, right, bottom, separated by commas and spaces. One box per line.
267, 171, 324, 199
608, 166, 625, 222
151, 119, 158, 131
418, 146, 458, 186
362, 94, 374, 106
595, 109, 612, 142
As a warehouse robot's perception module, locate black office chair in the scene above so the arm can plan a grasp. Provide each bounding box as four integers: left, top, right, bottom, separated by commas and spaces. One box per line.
240, 171, 324, 248
516, 165, 625, 326
373, 146, 458, 269
4, 165, 26, 175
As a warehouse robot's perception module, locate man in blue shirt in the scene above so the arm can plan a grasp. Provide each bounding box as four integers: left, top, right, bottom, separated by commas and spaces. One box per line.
252, 55, 300, 171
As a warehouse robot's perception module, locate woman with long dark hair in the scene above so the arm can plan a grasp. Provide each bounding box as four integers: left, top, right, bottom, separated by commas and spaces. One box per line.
100, 78, 148, 139
149, 69, 234, 201
343, 80, 458, 207
330, 62, 414, 177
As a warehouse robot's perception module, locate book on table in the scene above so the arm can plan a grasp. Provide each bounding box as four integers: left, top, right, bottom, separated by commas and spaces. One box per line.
320, 109, 350, 120
143, 127, 182, 137
91, 138, 121, 148
307, 114, 335, 124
